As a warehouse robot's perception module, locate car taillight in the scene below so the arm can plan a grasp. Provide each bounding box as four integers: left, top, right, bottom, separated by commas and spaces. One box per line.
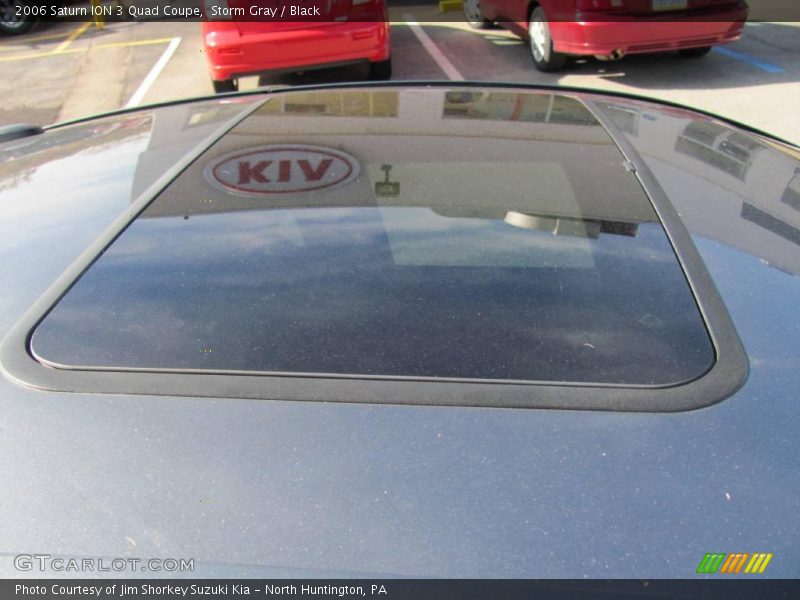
575, 0, 627, 11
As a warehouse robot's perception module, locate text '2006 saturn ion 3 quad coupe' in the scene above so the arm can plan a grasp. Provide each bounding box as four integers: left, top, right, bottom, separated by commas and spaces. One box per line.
0, 84, 798, 584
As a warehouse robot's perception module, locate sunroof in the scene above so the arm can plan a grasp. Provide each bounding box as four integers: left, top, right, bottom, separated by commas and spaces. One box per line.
29, 89, 715, 388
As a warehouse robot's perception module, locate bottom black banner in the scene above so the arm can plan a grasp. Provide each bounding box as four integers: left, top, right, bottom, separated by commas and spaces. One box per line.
4, 580, 800, 600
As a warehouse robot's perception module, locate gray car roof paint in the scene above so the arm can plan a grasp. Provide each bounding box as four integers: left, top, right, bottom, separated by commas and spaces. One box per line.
0, 85, 797, 578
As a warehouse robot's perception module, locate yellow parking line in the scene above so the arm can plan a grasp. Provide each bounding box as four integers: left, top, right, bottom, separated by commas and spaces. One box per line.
0, 37, 176, 63
93, 37, 176, 50
0, 29, 76, 50
0, 49, 78, 62
53, 21, 91, 53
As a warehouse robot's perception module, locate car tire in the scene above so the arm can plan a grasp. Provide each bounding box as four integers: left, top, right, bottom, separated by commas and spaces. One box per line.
679, 46, 713, 59
369, 57, 392, 81
0, 0, 34, 35
212, 79, 238, 94
463, 0, 493, 29
528, 7, 566, 72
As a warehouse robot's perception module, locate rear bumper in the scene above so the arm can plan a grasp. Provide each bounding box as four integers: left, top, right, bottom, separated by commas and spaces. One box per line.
203, 22, 391, 81
550, 6, 748, 56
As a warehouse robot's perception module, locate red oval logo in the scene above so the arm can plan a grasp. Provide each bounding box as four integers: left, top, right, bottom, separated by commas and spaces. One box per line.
205, 145, 360, 195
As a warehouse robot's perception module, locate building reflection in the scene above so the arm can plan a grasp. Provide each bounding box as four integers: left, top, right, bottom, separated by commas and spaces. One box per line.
140, 87, 654, 244
675, 120, 765, 181
258, 90, 398, 117
442, 91, 598, 126
596, 99, 800, 275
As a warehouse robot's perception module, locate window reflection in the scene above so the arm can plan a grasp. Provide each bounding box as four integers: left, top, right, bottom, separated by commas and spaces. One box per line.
259, 91, 399, 118
675, 121, 765, 181
443, 91, 598, 126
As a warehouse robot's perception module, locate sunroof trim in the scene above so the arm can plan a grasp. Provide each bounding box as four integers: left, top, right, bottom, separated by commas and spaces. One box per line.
0, 85, 748, 412
27, 357, 712, 391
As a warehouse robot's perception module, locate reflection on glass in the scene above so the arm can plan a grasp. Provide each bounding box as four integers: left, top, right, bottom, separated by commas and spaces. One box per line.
675, 121, 765, 181
259, 91, 398, 118
33, 197, 711, 385
601, 104, 640, 137
0, 114, 153, 194
443, 92, 597, 126
741, 203, 800, 247
781, 169, 800, 212
30, 89, 713, 387
184, 105, 238, 129
504, 211, 638, 239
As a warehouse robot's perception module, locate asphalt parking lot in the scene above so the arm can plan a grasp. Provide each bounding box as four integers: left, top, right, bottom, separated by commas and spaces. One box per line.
0, 8, 798, 143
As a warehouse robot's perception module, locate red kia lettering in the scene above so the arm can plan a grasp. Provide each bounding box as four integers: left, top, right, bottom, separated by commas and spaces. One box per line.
298, 159, 333, 182
238, 160, 272, 184
206, 145, 360, 196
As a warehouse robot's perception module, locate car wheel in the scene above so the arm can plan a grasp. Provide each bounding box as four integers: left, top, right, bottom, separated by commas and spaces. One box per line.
679, 46, 712, 59
369, 57, 392, 81
463, 0, 493, 29
528, 7, 566, 72
0, 0, 34, 35
212, 79, 238, 94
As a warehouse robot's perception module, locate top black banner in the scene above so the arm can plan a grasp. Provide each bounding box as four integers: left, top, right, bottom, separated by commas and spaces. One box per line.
11, 0, 800, 23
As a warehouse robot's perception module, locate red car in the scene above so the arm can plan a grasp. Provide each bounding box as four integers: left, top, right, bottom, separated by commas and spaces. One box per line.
202, 0, 391, 93
463, 0, 748, 71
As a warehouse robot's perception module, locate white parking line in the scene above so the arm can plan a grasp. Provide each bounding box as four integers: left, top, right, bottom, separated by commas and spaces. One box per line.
403, 16, 464, 81
125, 36, 182, 108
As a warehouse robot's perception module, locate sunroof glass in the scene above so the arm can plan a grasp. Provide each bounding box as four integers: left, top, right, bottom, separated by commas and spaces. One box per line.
30, 89, 714, 386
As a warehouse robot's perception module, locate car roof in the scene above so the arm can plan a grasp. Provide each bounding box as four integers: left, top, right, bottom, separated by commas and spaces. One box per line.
0, 84, 798, 578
